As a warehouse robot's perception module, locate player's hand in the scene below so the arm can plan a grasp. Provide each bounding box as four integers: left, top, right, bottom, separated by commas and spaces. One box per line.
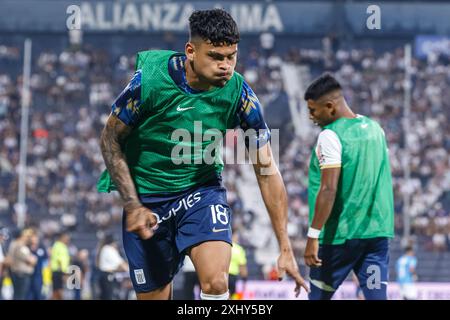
125, 202, 158, 240
277, 249, 310, 297
304, 238, 322, 268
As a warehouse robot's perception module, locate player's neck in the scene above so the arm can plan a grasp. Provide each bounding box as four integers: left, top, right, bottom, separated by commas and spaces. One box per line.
184, 59, 214, 91
332, 105, 357, 123
339, 103, 357, 119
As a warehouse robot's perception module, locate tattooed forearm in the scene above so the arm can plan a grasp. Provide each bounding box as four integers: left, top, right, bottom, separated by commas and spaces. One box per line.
100, 115, 140, 210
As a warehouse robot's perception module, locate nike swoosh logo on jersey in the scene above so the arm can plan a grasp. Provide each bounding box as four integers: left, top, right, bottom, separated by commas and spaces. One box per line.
361, 124, 368, 128
177, 106, 196, 112
212, 227, 229, 233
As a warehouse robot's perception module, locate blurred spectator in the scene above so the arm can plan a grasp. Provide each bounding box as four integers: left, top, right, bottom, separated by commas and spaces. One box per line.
71, 248, 89, 300
229, 230, 248, 300
260, 32, 275, 58
0, 227, 7, 300
352, 272, 365, 300
27, 231, 48, 300
181, 255, 199, 300
96, 234, 127, 300
266, 263, 279, 281
6, 229, 37, 300
50, 232, 70, 300
396, 246, 418, 300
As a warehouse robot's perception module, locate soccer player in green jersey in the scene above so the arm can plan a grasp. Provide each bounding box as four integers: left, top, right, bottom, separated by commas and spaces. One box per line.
303, 73, 394, 300
98, 9, 308, 300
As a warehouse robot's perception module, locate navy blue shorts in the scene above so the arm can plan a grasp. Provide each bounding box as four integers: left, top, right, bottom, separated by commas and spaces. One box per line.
309, 237, 390, 300
122, 181, 232, 293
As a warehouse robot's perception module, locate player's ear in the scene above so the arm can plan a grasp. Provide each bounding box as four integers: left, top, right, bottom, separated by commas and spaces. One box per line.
185, 42, 195, 61
325, 100, 336, 116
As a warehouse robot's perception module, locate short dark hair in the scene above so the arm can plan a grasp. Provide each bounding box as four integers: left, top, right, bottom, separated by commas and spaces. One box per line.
189, 9, 240, 46
304, 73, 342, 101
404, 246, 414, 253
103, 233, 115, 245
57, 231, 69, 239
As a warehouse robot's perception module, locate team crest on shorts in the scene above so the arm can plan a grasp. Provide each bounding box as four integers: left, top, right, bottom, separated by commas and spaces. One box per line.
134, 269, 146, 284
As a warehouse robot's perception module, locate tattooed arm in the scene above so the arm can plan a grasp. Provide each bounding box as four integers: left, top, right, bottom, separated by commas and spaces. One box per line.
100, 114, 138, 207
100, 114, 156, 240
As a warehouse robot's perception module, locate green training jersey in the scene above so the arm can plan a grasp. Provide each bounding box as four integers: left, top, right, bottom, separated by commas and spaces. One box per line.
308, 115, 395, 245
97, 50, 244, 194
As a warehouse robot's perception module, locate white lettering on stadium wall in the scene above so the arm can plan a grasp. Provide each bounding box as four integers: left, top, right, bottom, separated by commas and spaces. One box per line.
76, 2, 284, 32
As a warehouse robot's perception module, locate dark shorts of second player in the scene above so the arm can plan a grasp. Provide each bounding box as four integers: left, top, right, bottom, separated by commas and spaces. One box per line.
122, 179, 233, 293
309, 237, 390, 300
